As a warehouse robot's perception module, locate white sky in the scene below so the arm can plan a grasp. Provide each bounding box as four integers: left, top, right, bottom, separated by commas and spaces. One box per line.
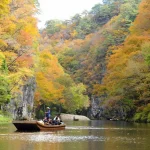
38, 0, 102, 28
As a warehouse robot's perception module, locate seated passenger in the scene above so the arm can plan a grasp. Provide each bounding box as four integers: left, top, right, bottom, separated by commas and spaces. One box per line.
43, 117, 52, 125
43, 117, 48, 123
52, 114, 62, 125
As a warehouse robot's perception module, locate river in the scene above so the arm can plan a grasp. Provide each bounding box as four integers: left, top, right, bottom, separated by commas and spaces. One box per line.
0, 120, 150, 150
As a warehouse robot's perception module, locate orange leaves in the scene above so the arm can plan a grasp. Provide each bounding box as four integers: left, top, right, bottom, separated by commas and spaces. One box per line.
59, 99, 65, 104
17, 54, 33, 68
100, 0, 150, 102
125, 35, 150, 49
107, 48, 126, 70
0, 0, 39, 97
17, 30, 32, 46
130, 0, 150, 35
16, 20, 39, 46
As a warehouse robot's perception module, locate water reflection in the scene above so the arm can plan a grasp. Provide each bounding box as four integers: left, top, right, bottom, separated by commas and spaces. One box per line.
0, 121, 150, 150
0, 132, 103, 142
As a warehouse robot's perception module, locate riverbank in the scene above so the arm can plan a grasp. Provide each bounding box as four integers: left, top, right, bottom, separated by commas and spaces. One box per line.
60, 113, 90, 121
0, 115, 12, 123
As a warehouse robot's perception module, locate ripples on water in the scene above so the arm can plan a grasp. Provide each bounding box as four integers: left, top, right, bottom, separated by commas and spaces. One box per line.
0, 133, 105, 143
0, 126, 145, 144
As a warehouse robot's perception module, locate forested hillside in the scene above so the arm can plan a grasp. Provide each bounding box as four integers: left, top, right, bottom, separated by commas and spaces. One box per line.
1, 0, 150, 122
0, 0, 39, 108
0, 0, 89, 118
41, 0, 141, 94
100, 0, 150, 122
39, 0, 150, 122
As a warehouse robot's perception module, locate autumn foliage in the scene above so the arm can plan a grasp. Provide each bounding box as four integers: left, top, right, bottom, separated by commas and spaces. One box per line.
1, 0, 150, 120
96, 0, 150, 122
39, 0, 150, 121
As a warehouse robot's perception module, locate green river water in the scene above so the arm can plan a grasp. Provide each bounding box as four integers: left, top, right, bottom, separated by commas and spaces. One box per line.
0, 120, 150, 150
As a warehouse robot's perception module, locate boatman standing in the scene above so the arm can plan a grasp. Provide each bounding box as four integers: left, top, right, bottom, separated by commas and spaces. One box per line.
45, 107, 51, 121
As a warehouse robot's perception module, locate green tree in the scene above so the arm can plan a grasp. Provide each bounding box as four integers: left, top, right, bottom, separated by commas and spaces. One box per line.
0, 52, 10, 106
56, 75, 89, 113
45, 20, 62, 34
63, 83, 89, 113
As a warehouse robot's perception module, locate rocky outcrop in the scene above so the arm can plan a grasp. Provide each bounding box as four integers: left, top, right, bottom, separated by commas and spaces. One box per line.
10, 78, 36, 120
60, 113, 90, 121
89, 96, 106, 120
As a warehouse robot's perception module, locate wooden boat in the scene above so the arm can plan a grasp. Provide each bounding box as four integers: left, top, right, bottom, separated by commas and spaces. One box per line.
36, 121, 66, 131
12, 120, 66, 131
12, 120, 39, 131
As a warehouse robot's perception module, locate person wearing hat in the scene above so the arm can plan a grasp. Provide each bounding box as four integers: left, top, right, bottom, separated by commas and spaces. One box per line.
44, 107, 51, 124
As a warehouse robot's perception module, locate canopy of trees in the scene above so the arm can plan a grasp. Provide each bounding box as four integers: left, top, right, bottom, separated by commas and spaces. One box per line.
1, 0, 150, 121
0, 0, 89, 114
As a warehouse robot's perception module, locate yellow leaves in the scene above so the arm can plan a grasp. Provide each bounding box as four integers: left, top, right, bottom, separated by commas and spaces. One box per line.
0, 17, 16, 37
18, 67, 34, 77
0, 0, 10, 16
7, 23, 16, 34
35, 49, 65, 103
38, 50, 64, 77
4, 20, 16, 34
0, 51, 5, 67
4, 51, 17, 60
22, 17, 39, 37
71, 30, 78, 38
8, 67, 33, 93
24, 23, 38, 37
0, 39, 7, 48
9, 68, 33, 81
0, 0, 40, 106
35, 71, 64, 103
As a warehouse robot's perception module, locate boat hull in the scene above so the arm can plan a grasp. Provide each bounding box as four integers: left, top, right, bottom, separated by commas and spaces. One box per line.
12, 120, 66, 131
12, 120, 39, 131
36, 121, 65, 131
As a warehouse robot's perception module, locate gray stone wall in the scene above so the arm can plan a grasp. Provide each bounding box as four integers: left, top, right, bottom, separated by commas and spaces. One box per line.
10, 78, 36, 120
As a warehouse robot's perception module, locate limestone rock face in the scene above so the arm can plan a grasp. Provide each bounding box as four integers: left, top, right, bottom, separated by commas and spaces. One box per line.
91, 97, 100, 117
10, 78, 36, 120
89, 96, 104, 119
